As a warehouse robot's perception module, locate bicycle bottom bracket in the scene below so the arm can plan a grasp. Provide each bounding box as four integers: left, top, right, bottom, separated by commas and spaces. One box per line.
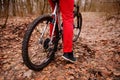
43, 38, 50, 49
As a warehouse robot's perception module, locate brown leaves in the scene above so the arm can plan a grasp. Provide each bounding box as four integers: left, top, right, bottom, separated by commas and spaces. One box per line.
56, 75, 65, 80
64, 64, 76, 69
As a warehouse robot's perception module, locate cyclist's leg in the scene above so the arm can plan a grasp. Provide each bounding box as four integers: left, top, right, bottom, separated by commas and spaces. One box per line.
60, 0, 74, 52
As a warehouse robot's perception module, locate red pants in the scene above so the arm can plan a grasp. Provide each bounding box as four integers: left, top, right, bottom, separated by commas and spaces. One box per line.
48, 0, 74, 53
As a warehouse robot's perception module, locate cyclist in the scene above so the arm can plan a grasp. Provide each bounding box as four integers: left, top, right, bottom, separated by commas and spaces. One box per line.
48, 0, 76, 63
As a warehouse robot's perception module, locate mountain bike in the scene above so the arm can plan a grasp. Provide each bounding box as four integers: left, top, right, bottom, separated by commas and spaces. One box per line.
22, 0, 82, 71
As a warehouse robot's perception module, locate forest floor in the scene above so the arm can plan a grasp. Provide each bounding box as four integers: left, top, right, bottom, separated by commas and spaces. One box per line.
0, 12, 120, 80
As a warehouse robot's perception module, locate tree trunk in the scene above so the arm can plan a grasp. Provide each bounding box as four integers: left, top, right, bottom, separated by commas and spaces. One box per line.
12, 0, 16, 16
0, 0, 2, 17
2, 0, 10, 28
41, 0, 45, 14
27, 0, 33, 15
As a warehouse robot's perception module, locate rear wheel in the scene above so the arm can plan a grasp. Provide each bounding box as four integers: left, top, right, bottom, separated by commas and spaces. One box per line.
22, 15, 56, 71
73, 12, 82, 42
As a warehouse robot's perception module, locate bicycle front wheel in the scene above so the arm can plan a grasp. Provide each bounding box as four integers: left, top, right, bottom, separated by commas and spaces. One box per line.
22, 15, 55, 71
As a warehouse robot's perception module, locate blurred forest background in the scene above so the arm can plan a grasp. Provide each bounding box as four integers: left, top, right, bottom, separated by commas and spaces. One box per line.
0, 0, 120, 28
0, 0, 120, 17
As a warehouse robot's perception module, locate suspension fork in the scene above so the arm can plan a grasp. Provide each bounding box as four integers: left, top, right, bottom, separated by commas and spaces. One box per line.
49, 3, 58, 45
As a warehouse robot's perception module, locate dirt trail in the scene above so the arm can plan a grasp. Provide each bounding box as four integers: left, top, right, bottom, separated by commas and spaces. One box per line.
0, 12, 120, 80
